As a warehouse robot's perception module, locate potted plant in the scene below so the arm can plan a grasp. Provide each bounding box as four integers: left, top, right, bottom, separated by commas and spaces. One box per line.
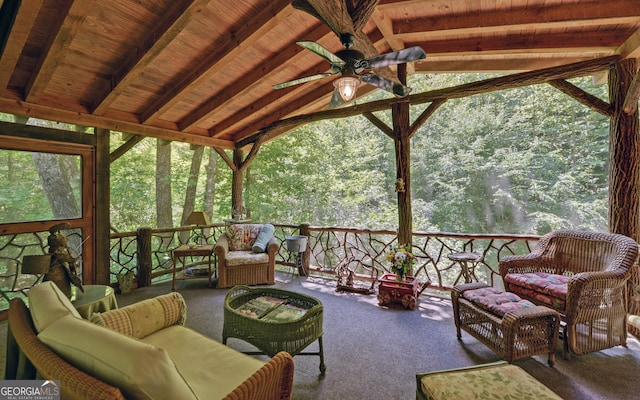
386, 244, 415, 281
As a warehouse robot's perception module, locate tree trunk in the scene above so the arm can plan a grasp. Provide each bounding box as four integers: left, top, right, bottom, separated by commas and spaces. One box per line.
156, 139, 173, 231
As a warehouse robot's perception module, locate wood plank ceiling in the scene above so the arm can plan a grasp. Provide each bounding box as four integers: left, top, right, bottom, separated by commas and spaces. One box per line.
0, 0, 639, 150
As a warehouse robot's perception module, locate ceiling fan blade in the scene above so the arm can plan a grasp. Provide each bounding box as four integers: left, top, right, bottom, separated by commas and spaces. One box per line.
297, 41, 345, 65
361, 73, 412, 97
363, 46, 426, 69
273, 73, 333, 89
328, 88, 345, 108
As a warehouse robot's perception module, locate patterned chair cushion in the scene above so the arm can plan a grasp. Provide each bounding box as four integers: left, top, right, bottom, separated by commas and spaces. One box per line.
226, 251, 270, 267
462, 286, 535, 317
504, 272, 569, 310
227, 224, 263, 251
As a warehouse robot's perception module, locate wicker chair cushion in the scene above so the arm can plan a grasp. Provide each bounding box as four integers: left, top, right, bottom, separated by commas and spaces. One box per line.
225, 251, 270, 266
143, 325, 265, 399
504, 272, 569, 310
462, 286, 535, 317
91, 292, 187, 339
38, 315, 197, 400
227, 224, 262, 251
28, 281, 82, 332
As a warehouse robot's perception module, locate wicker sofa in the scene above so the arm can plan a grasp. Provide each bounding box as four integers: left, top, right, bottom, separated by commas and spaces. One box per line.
215, 224, 278, 288
5, 281, 294, 400
499, 229, 639, 358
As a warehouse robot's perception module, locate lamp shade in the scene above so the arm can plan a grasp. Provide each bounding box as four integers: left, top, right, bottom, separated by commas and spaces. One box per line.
21, 254, 51, 274
184, 211, 211, 226
333, 75, 361, 102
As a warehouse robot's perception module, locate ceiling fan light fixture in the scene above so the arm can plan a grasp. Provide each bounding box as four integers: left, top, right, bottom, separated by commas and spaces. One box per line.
333, 75, 361, 102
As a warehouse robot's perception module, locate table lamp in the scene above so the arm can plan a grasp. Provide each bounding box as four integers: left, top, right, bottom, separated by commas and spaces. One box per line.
184, 211, 211, 246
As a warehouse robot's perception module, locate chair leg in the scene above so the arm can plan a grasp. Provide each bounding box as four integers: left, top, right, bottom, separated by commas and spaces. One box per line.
562, 326, 571, 360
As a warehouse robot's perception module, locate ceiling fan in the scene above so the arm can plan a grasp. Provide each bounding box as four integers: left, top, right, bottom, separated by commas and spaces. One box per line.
273, 33, 426, 107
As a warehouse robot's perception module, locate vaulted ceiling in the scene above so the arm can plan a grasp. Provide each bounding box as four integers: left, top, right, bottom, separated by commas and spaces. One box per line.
1, 0, 639, 150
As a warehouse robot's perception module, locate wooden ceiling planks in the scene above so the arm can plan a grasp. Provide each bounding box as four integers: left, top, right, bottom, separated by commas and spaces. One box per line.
1, 0, 639, 150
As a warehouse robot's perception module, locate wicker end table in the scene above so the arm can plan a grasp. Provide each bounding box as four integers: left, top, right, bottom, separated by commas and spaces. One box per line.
223, 285, 326, 373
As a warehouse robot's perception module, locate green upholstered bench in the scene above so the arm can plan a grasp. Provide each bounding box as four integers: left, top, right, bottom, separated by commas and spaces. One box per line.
416, 361, 562, 400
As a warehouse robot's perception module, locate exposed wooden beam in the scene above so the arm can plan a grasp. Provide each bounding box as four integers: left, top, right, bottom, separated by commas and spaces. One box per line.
414, 56, 610, 73
548, 79, 613, 117
408, 99, 446, 139
24, 0, 95, 103
110, 135, 145, 163
257, 55, 619, 138
0, 98, 234, 149
363, 111, 392, 138
140, 0, 293, 124
91, 0, 207, 115
179, 23, 332, 131
390, 0, 640, 39
618, 27, 640, 59
407, 31, 623, 57
0, 0, 43, 96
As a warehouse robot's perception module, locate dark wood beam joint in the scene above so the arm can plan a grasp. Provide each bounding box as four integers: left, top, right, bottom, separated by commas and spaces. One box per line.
408, 99, 447, 139
110, 134, 145, 163
363, 111, 393, 138
548, 79, 613, 117
623, 68, 640, 115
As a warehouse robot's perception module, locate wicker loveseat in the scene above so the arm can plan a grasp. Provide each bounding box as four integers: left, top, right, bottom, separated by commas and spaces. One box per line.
499, 229, 639, 358
215, 224, 278, 288
5, 281, 294, 400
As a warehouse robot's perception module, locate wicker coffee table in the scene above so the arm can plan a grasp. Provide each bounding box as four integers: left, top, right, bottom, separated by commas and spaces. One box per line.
223, 285, 326, 373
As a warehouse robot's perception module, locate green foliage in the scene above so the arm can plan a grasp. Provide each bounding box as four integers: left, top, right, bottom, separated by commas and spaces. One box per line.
2, 73, 613, 236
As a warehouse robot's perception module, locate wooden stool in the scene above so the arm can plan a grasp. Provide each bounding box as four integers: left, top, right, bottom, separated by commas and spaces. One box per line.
452, 282, 560, 366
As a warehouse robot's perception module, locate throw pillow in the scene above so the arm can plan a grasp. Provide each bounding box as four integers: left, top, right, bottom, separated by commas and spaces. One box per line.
28, 281, 82, 332
39, 315, 196, 400
227, 224, 262, 251
91, 292, 187, 339
252, 223, 275, 253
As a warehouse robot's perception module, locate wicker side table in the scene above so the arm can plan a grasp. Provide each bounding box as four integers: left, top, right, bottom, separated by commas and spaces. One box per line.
452, 282, 560, 366
223, 285, 326, 373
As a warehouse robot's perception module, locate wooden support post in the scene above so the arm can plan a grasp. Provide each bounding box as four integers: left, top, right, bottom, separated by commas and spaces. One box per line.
393, 64, 412, 246
231, 148, 244, 218
95, 128, 111, 285
608, 59, 640, 334
136, 226, 153, 287
300, 222, 311, 276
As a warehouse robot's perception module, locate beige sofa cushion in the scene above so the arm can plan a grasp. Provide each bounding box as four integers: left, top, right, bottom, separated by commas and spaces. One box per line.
91, 292, 187, 339
39, 315, 197, 400
28, 281, 82, 332
143, 325, 264, 399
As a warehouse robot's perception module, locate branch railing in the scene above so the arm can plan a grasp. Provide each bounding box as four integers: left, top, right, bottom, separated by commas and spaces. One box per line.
0, 223, 541, 311
107, 223, 540, 293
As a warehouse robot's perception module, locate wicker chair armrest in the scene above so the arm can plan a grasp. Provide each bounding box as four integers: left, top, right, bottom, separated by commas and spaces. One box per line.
223, 351, 295, 400
8, 299, 125, 400
568, 270, 630, 292
499, 254, 550, 276
215, 233, 230, 260
267, 237, 279, 256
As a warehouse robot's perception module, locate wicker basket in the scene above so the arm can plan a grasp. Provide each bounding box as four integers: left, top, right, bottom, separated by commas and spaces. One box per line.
223, 285, 325, 372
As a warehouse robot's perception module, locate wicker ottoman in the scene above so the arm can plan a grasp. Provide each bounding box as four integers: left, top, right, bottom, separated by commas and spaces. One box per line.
223, 285, 326, 373
416, 361, 562, 400
452, 282, 560, 366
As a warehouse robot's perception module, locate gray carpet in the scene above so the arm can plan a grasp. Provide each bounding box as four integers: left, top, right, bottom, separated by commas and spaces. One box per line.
3, 272, 640, 399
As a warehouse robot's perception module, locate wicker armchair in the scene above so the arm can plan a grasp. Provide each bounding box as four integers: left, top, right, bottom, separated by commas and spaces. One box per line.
500, 229, 638, 358
215, 224, 278, 288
